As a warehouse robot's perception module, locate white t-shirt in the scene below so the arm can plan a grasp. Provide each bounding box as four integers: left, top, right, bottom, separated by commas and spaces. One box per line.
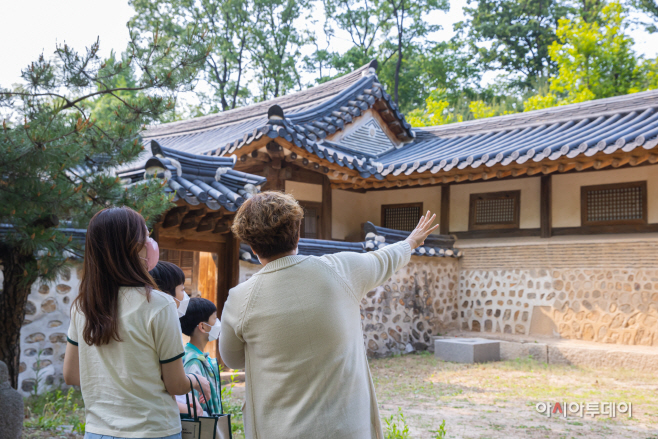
68, 287, 184, 438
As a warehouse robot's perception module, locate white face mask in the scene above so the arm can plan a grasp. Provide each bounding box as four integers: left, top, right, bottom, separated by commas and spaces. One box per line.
175, 292, 190, 318
203, 321, 221, 341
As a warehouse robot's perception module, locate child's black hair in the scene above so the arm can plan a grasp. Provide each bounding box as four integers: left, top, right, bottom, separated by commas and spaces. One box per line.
180, 298, 217, 336
149, 261, 185, 298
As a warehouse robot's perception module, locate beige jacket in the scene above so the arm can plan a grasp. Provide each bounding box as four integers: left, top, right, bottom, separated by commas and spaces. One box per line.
219, 241, 411, 439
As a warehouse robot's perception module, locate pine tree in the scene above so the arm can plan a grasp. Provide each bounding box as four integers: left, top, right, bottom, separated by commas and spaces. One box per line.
0, 28, 209, 388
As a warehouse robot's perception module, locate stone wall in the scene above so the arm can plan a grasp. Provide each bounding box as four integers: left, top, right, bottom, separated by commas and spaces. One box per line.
17, 264, 81, 395
360, 256, 460, 357
457, 237, 658, 346
16, 236, 658, 393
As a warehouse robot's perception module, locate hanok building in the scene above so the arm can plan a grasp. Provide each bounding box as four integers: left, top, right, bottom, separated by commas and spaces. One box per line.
16, 60, 658, 393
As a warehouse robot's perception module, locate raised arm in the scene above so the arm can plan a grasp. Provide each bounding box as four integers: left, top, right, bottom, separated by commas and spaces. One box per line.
323, 211, 439, 300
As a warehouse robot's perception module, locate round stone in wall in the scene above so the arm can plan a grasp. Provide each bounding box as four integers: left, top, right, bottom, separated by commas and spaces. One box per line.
38, 284, 50, 295
49, 333, 67, 343
56, 284, 72, 294
24, 301, 36, 315
41, 298, 57, 313
60, 267, 71, 281
25, 333, 45, 343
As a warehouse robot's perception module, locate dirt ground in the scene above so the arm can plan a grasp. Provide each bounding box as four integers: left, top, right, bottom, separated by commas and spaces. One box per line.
229, 352, 658, 438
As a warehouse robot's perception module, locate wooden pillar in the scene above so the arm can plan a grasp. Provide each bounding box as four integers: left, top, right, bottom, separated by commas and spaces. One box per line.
263, 163, 286, 192
540, 175, 552, 238
321, 175, 332, 240
215, 243, 227, 313
440, 185, 450, 235
226, 232, 241, 290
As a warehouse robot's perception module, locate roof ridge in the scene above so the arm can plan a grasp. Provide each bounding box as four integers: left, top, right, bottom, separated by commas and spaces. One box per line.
416, 89, 658, 138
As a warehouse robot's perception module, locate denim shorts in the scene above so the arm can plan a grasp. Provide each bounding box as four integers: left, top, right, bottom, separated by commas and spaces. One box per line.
84, 433, 181, 439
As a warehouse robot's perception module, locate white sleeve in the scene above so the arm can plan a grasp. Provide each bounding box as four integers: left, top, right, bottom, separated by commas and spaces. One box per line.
320, 241, 411, 301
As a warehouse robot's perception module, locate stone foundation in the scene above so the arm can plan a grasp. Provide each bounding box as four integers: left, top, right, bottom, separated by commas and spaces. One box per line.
458, 238, 658, 346
15, 237, 658, 393
360, 256, 460, 357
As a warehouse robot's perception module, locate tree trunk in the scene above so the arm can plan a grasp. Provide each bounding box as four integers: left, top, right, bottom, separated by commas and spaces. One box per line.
0, 245, 38, 389
394, 38, 402, 105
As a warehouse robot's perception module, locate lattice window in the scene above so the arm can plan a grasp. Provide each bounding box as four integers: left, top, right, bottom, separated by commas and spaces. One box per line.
581, 181, 647, 226
381, 203, 423, 231
469, 191, 520, 230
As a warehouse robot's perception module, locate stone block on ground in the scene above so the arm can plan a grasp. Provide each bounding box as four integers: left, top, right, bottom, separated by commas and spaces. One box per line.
547, 345, 658, 372
0, 361, 23, 439
499, 341, 548, 363
434, 338, 500, 363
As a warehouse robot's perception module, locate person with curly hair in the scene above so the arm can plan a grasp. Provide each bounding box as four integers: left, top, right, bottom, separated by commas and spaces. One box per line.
220, 191, 438, 439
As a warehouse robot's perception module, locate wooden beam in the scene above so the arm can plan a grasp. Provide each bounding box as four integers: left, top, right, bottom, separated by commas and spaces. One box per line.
196, 212, 224, 233
321, 175, 332, 240
540, 175, 552, 239
158, 236, 226, 253
440, 185, 450, 235
180, 209, 206, 230
162, 206, 189, 229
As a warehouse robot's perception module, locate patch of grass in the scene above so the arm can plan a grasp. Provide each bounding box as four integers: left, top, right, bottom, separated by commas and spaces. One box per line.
384, 407, 411, 439
24, 388, 85, 435
430, 419, 447, 439
221, 372, 244, 439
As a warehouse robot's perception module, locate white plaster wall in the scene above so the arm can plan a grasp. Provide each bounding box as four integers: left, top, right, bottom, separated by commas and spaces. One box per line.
331, 186, 442, 240
450, 178, 541, 232
18, 264, 81, 395
552, 165, 658, 227
285, 181, 322, 202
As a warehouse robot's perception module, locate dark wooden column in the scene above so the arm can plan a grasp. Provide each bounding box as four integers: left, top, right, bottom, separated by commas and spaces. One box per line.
321, 175, 332, 240
440, 185, 450, 235
540, 175, 552, 238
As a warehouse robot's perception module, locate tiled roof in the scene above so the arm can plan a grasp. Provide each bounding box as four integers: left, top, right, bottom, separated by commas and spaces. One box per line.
239, 222, 460, 265
138, 141, 267, 211
363, 222, 461, 258
139, 61, 658, 184
378, 92, 658, 177
142, 61, 413, 156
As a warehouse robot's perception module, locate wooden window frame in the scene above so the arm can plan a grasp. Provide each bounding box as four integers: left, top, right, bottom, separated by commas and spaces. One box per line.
380, 202, 424, 231
581, 181, 647, 227
299, 200, 323, 239
468, 190, 521, 231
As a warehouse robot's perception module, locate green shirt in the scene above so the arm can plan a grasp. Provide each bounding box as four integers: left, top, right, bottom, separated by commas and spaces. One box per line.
182, 343, 222, 415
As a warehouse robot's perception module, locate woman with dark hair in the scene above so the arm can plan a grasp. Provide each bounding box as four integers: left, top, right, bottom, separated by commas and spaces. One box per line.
220, 192, 438, 439
63, 207, 209, 439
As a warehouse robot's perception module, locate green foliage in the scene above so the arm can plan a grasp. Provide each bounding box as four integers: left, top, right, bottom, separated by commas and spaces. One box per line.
407, 89, 463, 127
0, 32, 208, 282
384, 407, 411, 439
431, 420, 447, 439
221, 372, 245, 438
456, 0, 572, 87
130, 0, 252, 112
250, 0, 309, 100
524, 0, 651, 110
0, 25, 209, 386
24, 388, 86, 434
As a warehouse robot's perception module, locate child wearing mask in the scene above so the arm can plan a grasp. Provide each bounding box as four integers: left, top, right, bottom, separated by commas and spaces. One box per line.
149, 261, 206, 415
179, 298, 223, 415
